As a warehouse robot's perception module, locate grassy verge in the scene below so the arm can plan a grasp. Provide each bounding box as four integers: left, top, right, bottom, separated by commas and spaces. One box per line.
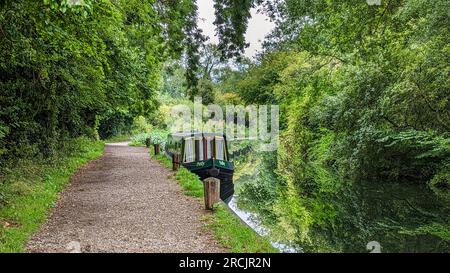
0, 137, 104, 252
149, 148, 277, 253
203, 205, 277, 253
128, 141, 146, 147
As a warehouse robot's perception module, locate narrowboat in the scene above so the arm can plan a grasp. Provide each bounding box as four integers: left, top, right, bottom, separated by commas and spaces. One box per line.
165, 132, 234, 203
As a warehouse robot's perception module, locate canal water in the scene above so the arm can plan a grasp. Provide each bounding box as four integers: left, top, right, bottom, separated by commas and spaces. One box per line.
228, 197, 303, 253
227, 148, 449, 253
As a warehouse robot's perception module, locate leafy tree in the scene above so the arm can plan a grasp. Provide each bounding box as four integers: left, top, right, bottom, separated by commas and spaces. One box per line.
0, 0, 201, 161
199, 43, 223, 80
213, 0, 254, 60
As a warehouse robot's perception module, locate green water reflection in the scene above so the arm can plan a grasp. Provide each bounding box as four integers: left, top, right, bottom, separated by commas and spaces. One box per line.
233, 151, 450, 253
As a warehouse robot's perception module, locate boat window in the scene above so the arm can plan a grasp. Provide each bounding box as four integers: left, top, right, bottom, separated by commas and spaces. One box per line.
184, 138, 195, 163
206, 137, 213, 159
215, 137, 225, 160
196, 138, 204, 161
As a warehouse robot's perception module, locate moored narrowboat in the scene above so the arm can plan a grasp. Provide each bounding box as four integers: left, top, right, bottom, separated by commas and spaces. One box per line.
165, 132, 234, 203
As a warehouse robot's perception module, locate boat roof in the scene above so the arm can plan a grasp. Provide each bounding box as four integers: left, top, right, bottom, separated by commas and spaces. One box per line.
169, 132, 226, 140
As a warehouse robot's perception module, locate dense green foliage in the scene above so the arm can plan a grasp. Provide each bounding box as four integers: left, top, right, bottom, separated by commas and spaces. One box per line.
213, 0, 254, 59
235, 0, 450, 188
0, 0, 199, 164
221, 0, 450, 252
130, 128, 167, 147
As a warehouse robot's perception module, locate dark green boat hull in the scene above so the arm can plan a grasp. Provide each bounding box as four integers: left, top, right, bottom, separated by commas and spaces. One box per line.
182, 159, 234, 202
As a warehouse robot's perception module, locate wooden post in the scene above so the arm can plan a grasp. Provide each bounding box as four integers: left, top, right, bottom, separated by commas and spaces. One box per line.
172, 153, 180, 171
154, 144, 160, 155
203, 177, 220, 210
145, 137, 152, 148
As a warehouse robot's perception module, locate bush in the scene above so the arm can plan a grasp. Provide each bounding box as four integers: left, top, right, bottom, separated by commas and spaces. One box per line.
98, 110, 134, 140
366, 130, 450, 182
0, 124, 9, 157
131, 116, 153, 135
130, 129, 168, 147
429, 166, 450, 203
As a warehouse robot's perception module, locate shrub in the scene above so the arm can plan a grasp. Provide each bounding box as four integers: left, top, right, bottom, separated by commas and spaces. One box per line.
131, 116, 153, 135
130, 129, 168, 148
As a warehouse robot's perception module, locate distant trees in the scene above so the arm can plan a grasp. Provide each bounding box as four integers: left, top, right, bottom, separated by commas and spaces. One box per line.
163, 43, 223, 104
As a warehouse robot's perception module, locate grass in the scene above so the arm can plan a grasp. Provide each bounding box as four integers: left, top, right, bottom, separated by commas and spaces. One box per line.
175, 168, 205, 198
0, 138, 104, 252
203, 204, 277, 253
148, 147, 277, 253
150, 151, 203, 197
128, 141, 146, 147
152, 152, 172, 169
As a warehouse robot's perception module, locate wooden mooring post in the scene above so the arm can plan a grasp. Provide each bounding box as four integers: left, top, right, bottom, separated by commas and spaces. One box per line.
145, 137, 152, 148
172, 153, 180, 171
154, 143, 160, 155
203, 177, 220, 210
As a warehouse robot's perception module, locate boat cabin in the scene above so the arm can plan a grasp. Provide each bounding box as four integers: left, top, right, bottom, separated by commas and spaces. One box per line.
166, 132, 229, 162
165, 132, 234, 202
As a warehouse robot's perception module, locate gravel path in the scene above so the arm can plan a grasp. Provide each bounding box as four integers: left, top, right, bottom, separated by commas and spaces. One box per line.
26, 143, 226, 253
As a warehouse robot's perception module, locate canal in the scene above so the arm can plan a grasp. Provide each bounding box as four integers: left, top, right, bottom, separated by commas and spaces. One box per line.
228, 145, 449, 253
